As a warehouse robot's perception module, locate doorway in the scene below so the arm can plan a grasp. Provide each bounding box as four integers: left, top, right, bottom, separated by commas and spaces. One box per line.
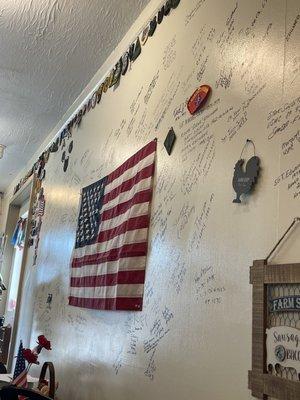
5, 209, 28, 328
0, 176, 36, 371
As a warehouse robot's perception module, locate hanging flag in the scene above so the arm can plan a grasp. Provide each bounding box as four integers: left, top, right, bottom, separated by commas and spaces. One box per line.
12, 341, 28, 388
69, 140, 157, 311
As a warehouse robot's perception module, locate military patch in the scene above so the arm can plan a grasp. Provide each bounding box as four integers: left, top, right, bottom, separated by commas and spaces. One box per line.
91, 92, 97, 109
187, 84, 211, 115
63, 157, 69, 172
77, 110, 83, 126
68, 140, 73, 154
164, 1, 171, 15
131, 37, 141, 62
164, 128, 176, 155
102, 75, 111, 93
158, 6, 165, 24
121, 52, 130, 75
171, 0, 181, 8
96, 83, 103, 103
43, 149, 50, 163
50, 137, 59, 153
128, 43, 135, 60
86, 98, 93, 112
141, 25, 150, 45
148, 16, 157, 37
110, 58, 123, 87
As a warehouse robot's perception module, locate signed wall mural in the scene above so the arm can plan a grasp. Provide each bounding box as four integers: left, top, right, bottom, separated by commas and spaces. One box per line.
0, 0, 299, 400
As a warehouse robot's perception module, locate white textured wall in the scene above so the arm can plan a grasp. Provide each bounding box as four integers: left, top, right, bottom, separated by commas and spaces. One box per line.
1, 0, 300, 399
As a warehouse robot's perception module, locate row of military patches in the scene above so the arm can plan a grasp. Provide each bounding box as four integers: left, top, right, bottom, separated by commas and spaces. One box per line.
50, 127, 71, 153
13, 149, 49, 194
13, 0, 181, 196
141, 0, 180, 45
89, 0, 181, 101
29, 185, 46, 266
13, 168, 34, 194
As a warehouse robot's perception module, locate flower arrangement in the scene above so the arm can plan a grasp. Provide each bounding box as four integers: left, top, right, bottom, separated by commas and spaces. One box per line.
16, 335, 52, 375
11, 335, 55, 399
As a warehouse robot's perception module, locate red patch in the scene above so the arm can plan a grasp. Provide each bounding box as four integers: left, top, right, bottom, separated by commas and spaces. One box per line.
187, 85, 211, 115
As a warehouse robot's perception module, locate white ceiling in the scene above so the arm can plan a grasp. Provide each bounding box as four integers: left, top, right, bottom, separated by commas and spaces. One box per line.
0, 0, 150, 191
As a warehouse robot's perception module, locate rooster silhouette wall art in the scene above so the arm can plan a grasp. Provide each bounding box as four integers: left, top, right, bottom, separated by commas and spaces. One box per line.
232, 140, 260, 203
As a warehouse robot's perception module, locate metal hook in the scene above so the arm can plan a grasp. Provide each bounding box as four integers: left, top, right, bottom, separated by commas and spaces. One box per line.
266, 217, 300, 262
239, 139, 256, 159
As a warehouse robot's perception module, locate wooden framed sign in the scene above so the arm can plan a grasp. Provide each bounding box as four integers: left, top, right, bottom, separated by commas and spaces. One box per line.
249, 260, 300, 399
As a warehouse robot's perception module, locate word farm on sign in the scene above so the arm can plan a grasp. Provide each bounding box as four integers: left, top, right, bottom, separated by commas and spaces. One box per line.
270, 295, 300, 313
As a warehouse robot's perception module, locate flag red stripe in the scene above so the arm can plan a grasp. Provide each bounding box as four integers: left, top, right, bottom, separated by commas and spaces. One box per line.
69, 295, 143, 311
97, 215, 149, 243
103, 163, 154, 206
13, 372, 26, 383
70, 270, 145, 287
101, 189, 152, 221
106, 140, 156, 185
13, 377, 27, 386
12, 371, 27, 386
72, 242, 148, 268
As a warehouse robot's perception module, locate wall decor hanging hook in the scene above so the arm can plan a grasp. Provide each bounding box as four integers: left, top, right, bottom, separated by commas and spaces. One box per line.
266, 217, 300, 262
239, 138, 256, 159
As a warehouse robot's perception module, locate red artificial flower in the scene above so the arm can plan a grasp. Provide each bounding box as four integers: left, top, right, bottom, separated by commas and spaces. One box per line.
37, 335, 51, 350
23, 349, 39, 364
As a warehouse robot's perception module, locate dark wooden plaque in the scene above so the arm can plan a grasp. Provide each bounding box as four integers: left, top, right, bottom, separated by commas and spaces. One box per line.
249, 260, 300, 399
0, 326, 11, 364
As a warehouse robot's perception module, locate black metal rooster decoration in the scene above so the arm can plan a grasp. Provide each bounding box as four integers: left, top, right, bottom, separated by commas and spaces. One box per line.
232, 140, 260, 203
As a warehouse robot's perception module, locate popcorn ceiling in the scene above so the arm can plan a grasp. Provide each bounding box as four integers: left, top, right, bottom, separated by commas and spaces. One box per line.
0, 0, 150, 191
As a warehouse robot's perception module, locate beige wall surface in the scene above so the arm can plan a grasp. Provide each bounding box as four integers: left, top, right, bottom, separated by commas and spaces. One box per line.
1, 0, 300, 399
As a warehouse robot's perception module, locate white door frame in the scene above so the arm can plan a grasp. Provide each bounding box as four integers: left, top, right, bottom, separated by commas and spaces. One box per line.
2, 175, 37, 370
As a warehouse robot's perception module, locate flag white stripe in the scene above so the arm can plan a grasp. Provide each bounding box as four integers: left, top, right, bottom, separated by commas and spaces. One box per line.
102, 176, 152, 212
73, 228, 148, 259
100, 201, 150, 231
71, 256, 146, 278
70, 283, 144, 299
105, 152, 155, 194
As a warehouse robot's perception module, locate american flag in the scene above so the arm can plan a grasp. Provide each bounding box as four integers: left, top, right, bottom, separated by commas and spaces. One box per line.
12, 341, 28, 388
69, 140, 157, 311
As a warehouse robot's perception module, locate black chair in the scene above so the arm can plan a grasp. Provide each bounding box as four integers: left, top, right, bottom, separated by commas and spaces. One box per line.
0, 385, 52, 400
0, 363, 7, 373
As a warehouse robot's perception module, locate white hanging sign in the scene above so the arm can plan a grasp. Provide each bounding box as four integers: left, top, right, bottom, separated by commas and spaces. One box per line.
266, 326, 300, 374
